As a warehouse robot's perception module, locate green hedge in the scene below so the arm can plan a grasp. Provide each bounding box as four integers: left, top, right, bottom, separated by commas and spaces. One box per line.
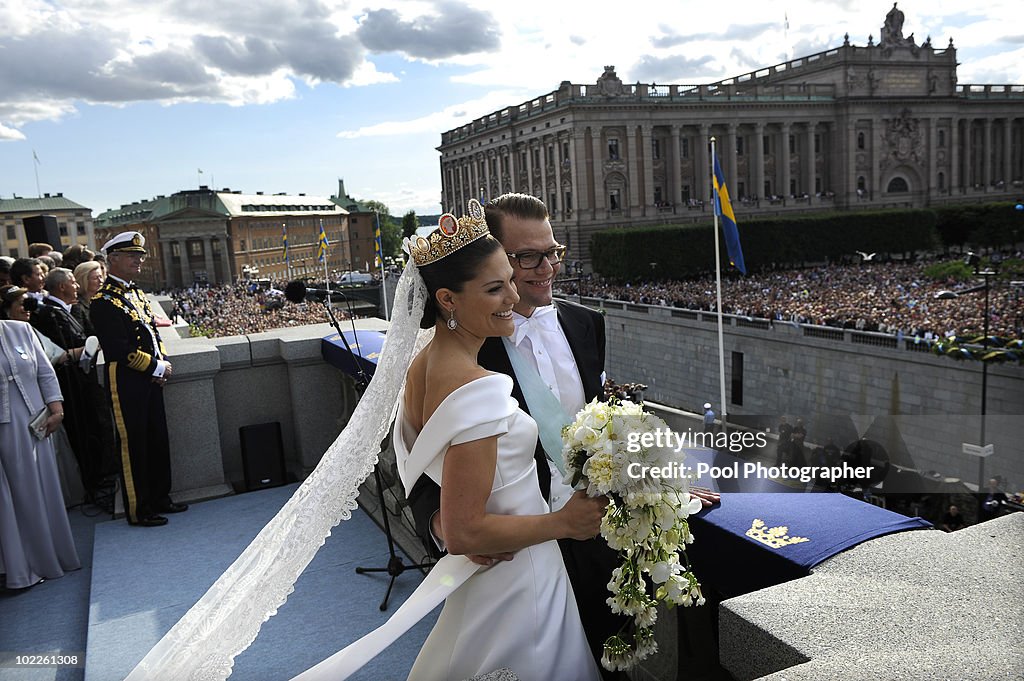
592, 209, 940, 280
934, 202, 1023, 248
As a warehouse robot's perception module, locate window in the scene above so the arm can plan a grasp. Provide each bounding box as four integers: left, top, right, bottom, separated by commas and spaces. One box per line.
789, 135, 796, 153
857, 176, 866, 191
240, 240, 246, 251
652, 139, 661, 160
608, 139, 620, 161
654, 186, 663, 204
532, 148, 540, 167
681, 138, 689, 158
609, 189, 621, 210
189, 240, 203, 257
938, 129, 946, 148
857, 132, 865, 150
938, 172, 946, 190
814, 134, 821, 154
887, 177, 909, 193
681, 185, 691, 202
736, 137, 744, 156
763, 136, 770, 155
5, 225, 14, 240
815, 178, 822, 193
564, 191, 572, 211
172, 242, 181, 257
731, 351, 744, 406
562, 142, 569, 161
764, 180, 771, 196
520, 151, 527, 168
59, 223, 68, 236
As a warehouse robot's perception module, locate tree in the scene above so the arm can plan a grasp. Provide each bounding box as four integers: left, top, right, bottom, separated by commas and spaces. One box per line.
362, 200, 401, 259
402, 210, 420, 239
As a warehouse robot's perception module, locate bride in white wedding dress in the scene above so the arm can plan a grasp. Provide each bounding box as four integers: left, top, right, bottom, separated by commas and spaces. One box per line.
295, 203, 604, 681
125, 201, 603, 681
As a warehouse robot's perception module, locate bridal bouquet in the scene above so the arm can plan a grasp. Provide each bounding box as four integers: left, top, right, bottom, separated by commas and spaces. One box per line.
562, 398, 704, 671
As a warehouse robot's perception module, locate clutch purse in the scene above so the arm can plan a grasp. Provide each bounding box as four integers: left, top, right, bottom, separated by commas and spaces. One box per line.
29, 407, 50, 440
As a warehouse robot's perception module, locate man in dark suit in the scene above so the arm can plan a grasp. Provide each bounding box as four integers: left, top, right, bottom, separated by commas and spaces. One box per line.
91, 231, 187, 527
407, 193, 621, 677
32, 266, 108, 492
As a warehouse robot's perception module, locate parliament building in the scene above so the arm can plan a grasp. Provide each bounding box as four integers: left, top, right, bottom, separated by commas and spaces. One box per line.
437, 7, 1023, 264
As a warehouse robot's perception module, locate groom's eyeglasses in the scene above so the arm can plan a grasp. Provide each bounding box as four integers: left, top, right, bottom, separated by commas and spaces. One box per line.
506, 245, 567, 269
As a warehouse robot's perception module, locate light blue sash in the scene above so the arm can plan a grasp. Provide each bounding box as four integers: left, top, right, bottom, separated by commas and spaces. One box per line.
501, 337, 569, 475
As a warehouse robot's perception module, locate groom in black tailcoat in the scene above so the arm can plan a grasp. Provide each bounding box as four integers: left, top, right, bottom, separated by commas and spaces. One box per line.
408, 193, 627, 678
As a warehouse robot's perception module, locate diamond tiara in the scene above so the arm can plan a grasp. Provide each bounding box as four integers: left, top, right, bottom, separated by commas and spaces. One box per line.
408, 199, 490, 267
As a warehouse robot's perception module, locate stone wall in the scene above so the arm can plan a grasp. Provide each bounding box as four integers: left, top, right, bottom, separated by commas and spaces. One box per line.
593, 298, 1024, 489
135, 318, 388, 501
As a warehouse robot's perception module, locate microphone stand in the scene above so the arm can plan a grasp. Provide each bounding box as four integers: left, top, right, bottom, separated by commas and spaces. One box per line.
313, 284, 434, 611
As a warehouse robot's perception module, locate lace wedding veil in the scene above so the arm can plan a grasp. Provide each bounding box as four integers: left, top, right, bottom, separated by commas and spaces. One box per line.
125, 257, 430, 681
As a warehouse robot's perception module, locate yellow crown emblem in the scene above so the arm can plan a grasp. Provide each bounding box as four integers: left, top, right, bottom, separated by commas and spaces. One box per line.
745, 518, 810, 549
407, 199, 489, 267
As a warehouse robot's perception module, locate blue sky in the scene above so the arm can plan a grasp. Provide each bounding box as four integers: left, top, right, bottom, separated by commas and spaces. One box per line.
1, 0, 1021, 218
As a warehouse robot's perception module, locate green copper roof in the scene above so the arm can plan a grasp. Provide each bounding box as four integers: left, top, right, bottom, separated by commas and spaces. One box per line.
0, 195, 90, 213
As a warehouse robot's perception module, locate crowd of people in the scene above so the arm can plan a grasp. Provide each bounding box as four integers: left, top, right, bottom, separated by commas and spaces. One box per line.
557, 258, 1022, 339
169, 282, 349, 338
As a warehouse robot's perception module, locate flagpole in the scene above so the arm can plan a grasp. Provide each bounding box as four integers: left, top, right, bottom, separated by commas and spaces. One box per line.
283, 222, 291, 281
710, 137, 729, 438
33, 150, 41, 198
321, 219, 331, 301
376, 211, 390, 321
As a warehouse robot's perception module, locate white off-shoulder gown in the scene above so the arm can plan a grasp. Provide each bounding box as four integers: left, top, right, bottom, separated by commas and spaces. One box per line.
294, 374, 599, 681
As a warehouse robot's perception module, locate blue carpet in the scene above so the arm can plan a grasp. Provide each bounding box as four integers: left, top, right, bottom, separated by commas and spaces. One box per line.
84, 485, 438, 681
0, 508, 103, 681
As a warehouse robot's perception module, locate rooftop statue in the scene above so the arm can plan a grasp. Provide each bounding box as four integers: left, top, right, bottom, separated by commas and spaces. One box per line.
880, 2, 917, 50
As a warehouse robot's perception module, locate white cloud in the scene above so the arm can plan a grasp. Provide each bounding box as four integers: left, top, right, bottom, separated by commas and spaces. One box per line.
0, 124, 27, 141
336, 88, 532, 139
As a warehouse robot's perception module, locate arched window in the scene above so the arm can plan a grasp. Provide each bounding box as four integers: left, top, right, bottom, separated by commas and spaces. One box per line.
857, 176, 866, 191
887, 177, 909, 193
938, 172, 946, 191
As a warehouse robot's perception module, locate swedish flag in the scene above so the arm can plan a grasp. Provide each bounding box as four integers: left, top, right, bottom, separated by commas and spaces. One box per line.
317, 220, 329, 263
374, 218, 384, 269
713, 156, 746, 274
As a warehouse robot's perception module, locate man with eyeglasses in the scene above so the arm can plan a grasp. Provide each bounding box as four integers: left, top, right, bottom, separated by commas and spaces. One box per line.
91, 232, 186, 527
408, 193, 625, 677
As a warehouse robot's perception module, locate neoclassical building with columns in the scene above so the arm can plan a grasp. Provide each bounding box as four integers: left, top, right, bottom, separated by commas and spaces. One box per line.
96, 187, 350, 289
437, 8, 1023, 264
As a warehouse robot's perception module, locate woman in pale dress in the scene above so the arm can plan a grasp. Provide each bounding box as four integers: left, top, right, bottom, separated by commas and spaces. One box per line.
0, 304, 81, 589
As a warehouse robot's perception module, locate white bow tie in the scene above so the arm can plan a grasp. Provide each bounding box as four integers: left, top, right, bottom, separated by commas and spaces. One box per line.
512, 305, 558, 346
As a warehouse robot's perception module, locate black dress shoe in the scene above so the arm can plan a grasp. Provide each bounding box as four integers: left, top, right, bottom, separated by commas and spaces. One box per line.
158, 501, 189, 513
130, 515, 168, 527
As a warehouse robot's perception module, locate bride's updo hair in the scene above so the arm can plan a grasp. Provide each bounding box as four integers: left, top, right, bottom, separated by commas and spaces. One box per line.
417, 234, 502, 329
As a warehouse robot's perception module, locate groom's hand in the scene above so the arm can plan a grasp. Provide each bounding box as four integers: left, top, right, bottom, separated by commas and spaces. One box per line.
467, 552, 515, 567
691, 486, 721, 506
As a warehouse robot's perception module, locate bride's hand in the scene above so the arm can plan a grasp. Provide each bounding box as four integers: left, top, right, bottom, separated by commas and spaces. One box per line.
558, 491, 607, 541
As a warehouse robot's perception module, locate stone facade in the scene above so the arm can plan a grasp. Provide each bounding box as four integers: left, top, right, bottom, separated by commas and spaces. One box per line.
96, 187, 350, 288
1, 193, 97, 258
438, 10, 1024, 265
593, 298, 1023, 491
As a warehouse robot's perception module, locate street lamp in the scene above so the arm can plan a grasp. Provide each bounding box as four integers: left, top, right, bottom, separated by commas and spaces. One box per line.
934, 251, 998, 492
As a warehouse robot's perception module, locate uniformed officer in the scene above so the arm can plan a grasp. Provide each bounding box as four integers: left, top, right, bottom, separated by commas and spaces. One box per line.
91, 232, 186, 526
